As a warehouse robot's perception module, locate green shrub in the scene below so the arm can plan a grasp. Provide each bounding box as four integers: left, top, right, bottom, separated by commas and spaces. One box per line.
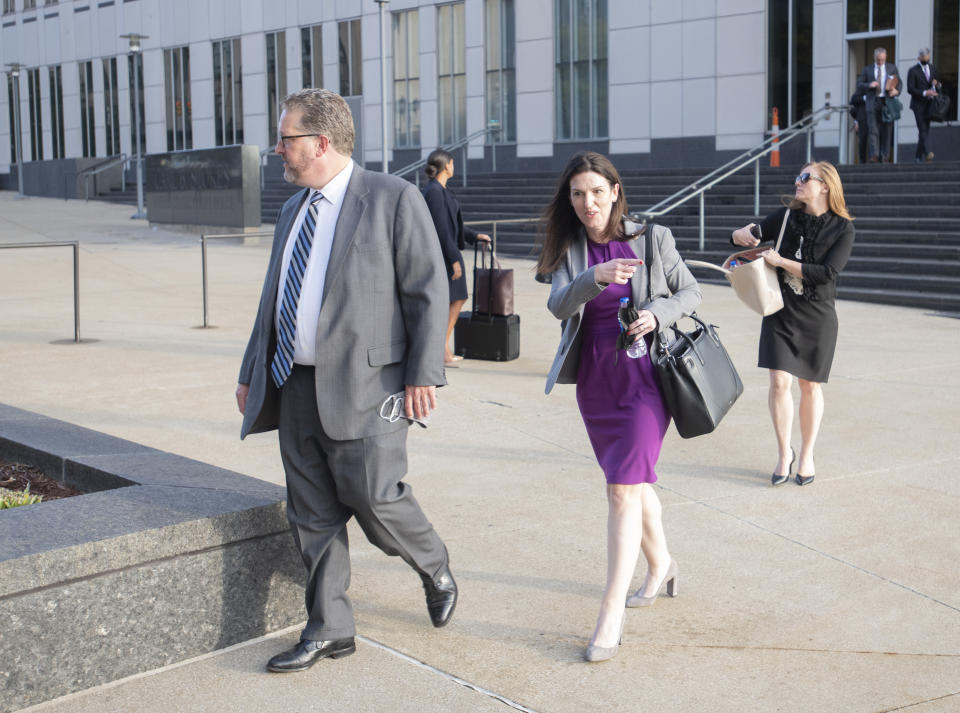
0, 486, 43, 509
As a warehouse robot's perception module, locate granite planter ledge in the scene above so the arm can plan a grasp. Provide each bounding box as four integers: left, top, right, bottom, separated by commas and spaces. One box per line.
0, 404, 303, 713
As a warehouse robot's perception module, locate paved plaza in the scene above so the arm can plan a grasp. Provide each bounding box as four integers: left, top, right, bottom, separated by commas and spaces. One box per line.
1, 192, 958, 713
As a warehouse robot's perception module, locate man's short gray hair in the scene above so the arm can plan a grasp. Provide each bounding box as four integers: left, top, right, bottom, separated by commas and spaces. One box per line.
874, 47, 887, 59
919, 47, 931, 58
281, 89, 355, 156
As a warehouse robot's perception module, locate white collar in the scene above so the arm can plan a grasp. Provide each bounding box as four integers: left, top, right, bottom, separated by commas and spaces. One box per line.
312, 159, 354, 207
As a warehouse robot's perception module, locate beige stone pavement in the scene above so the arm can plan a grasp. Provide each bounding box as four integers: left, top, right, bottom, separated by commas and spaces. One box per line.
1, 193, 959, 713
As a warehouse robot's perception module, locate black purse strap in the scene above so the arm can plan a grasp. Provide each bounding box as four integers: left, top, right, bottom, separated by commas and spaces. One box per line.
645, 223, 715, 361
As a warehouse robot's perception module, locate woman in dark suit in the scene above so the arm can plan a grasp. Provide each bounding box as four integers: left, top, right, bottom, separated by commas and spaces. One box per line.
422, 149, 490, 366
732, 161, 855, 487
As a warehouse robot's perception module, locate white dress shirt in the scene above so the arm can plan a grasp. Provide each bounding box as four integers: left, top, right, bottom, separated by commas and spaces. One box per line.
875, 64, 886, 95
275, 159, 355, 365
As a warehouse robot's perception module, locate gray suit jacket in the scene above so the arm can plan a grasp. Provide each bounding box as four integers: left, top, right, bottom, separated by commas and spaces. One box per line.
238, 165, 448, 441
544, 222, 702, 394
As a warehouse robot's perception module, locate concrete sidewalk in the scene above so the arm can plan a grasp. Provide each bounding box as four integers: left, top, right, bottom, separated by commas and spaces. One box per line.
2, 193, 959, 713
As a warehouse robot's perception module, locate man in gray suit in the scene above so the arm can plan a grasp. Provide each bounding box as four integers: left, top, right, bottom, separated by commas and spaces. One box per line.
857, 47, 900, 162
236, 89, 457, 673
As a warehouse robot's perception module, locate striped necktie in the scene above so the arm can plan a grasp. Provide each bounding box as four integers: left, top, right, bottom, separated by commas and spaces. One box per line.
271, 191, 323, 388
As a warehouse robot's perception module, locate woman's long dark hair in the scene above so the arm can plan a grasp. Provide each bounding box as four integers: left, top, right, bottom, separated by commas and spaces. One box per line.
425, 149, 454, 180
536, 151, 628, 276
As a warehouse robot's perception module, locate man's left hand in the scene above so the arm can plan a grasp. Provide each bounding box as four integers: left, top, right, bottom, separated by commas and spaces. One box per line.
405, 385, 437, 421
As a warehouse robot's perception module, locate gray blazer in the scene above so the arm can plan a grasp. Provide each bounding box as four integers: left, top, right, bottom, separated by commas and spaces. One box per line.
544, 222, 702, 394
238, 165, 448, 441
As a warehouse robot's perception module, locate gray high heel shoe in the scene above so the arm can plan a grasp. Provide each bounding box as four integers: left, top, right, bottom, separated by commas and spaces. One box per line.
585, 617, 624, 663
625, 559, 678, 608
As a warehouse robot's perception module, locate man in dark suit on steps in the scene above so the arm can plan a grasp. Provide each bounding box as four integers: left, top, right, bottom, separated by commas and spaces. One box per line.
857, 47, 900, 163
907, 47, 941, 163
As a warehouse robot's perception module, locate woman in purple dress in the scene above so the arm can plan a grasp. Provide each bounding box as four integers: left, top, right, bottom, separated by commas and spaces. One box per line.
538, 152, 701, 662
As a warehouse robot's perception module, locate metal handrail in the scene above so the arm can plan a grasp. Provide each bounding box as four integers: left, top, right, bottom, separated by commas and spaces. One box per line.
78, 154, 128, 201
392, 126, 502, 188
259, 147, 274, 190
463, 217, 540, 253
199, 231, 275, 328
0, 241, 80, 342
636, 102, 849, 249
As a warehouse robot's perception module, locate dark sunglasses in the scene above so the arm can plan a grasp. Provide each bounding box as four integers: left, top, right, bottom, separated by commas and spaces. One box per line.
795, 172, 826, 185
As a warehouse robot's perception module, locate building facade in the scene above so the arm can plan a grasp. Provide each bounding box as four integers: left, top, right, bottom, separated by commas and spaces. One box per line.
1, 0, 958, 180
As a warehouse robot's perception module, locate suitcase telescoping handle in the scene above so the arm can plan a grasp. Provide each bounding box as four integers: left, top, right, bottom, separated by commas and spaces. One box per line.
471, 239, 500, 319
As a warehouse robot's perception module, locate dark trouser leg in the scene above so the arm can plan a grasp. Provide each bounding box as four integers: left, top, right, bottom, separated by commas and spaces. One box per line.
914, 108, 930, 158
324, 427, 448, 582
867, 103, 882, 160
858, 127, 868, 163
279, 366, 356, 641
878, 115, 892, 161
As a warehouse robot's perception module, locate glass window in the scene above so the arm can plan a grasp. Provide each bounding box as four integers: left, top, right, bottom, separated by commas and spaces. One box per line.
128, 52, 145, 155
78, 60, 96, 157
437, 2, 466, 144
213, 38, 244, 146
301, 24, 323, 88
266, 31, 287, 145
27, 68, 42, 160
933, 0, 958, 122
24, 0, 36, 8
2, 0, 15, 15
164, 46, 192, 151
484, 0, 516, 143
48, 65, 64, 159
848, 0, 897, 34
6, 74, 16, 165
872, 0, 895, 31
555, 0, 607, 140
768, 0, 812, 126
393, 9, 420, 148
338, 19, 362, 96
103, 57, 121, 156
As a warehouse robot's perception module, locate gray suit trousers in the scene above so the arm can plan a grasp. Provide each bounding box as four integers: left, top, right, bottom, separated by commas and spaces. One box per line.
278, 365, 448, 640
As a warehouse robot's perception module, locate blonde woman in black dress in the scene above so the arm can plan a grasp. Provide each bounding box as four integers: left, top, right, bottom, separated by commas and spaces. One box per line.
732, 161, 855, 486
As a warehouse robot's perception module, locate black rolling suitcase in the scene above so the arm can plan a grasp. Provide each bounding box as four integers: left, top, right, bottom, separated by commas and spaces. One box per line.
453, 241, 520, 361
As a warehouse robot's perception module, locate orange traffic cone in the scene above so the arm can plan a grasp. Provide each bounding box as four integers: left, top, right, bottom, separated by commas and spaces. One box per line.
770, 107, 780, 167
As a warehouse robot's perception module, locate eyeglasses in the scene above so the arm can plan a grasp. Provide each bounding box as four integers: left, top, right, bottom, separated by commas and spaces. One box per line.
795, 172, 826, 185
278, 133, 319, 148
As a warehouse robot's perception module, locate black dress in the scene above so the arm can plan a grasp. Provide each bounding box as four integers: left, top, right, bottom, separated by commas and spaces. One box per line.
753, 206, 855, 383
422, 179, 479, 302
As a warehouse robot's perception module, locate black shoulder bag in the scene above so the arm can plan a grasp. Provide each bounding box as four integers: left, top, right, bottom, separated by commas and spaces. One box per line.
646, 226, 744, 438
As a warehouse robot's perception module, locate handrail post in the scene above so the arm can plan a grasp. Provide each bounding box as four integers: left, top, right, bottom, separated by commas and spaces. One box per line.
462, 144, 468, 188
754, 159, 760, 216
72, 242, 80, 343
699, 191, 705, 251
806, 123, 812, 163
492, 222, 498, 252
201, 235, 209, 328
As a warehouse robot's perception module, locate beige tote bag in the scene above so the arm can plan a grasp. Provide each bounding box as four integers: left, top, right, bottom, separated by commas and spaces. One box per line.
686, 210, 789, 316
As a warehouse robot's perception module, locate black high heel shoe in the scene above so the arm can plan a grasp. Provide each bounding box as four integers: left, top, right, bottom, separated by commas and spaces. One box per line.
795, 473, 815, 486
771, 448, 795, 486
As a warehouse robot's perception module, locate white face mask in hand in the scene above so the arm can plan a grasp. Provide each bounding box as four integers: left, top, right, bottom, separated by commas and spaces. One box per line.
379, 391, 430, 428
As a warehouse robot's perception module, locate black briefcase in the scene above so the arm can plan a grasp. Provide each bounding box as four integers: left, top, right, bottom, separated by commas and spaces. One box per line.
454, 312, 520, 361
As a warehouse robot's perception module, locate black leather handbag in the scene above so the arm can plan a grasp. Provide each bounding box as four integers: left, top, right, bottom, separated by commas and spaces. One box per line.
652, 315, 743, 438
644, 227, 743, 438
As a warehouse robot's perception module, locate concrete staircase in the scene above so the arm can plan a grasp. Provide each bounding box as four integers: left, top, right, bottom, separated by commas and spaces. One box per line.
446, 162, 960, 313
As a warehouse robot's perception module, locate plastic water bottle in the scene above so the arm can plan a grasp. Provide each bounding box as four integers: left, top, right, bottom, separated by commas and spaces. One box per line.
618, 297, 647, 359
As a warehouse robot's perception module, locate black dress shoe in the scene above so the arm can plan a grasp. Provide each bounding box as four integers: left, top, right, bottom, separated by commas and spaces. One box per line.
266, 637, 356, 672
421, 564, 458, 628
795, 473, 815, 486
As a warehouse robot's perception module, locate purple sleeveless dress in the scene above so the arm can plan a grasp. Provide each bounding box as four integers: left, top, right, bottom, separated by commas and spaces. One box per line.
575, 240, 671, 484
